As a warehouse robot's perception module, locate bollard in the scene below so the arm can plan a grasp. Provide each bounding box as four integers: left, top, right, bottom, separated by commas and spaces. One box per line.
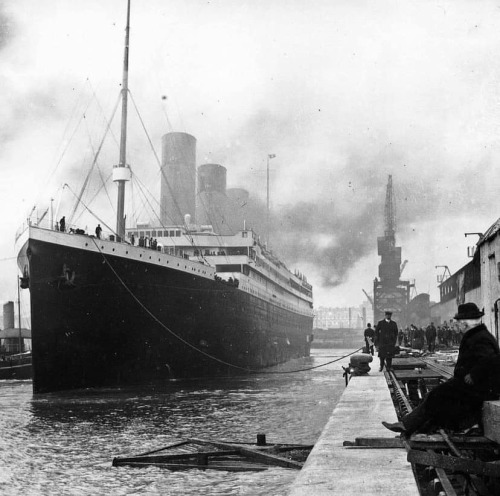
257, 433, 266, 446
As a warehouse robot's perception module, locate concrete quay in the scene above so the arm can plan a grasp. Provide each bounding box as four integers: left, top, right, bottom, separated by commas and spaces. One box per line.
288, 370, 419, 495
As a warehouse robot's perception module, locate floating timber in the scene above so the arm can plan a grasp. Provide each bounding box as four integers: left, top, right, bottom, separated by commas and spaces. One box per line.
112, 436, 312, 472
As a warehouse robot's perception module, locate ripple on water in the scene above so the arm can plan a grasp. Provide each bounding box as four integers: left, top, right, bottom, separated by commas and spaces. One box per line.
0, 350, 353, 495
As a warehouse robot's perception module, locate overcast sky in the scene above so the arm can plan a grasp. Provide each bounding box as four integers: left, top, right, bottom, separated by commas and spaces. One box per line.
1, 0, 500, 315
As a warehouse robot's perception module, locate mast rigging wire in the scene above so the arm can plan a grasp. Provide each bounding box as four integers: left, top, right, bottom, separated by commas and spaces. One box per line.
68, 92, 122, 226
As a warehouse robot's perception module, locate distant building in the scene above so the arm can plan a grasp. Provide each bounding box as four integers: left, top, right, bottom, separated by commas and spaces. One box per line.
314, 303, 372, 329
431, 256, 481, 327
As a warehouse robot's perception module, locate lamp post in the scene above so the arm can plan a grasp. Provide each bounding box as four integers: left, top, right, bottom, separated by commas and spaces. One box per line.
266, 154, 276, 247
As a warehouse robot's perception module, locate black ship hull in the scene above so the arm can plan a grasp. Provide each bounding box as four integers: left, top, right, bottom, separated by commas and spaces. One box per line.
18, 231, 312, 393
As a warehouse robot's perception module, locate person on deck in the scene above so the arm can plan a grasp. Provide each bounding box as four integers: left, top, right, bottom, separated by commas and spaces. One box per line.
364, 323, 375, 355
59, 216, 66, 232
374, 310, 399, 372
95, 224, 102, 239
382, 303, 500, 435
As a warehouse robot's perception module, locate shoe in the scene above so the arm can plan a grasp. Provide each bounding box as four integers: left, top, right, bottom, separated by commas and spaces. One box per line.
382, 421, 406, 433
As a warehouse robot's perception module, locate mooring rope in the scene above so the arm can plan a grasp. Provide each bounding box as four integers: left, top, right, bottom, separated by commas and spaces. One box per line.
91, 238, 362, 374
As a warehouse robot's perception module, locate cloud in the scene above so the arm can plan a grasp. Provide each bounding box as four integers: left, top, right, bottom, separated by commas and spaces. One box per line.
3, 0, 500, 308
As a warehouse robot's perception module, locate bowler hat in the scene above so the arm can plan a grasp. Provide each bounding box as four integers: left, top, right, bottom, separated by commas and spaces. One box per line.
454, 302, 484, 320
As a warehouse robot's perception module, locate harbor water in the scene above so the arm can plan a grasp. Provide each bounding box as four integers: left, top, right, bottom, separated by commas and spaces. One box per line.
0, 348, 356, 495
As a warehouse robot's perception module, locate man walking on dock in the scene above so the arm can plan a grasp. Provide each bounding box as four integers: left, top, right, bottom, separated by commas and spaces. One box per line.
364, 323, 375, 355
425, 322, 437, 353
382, 302, 500, 435
375, 310, 399, 372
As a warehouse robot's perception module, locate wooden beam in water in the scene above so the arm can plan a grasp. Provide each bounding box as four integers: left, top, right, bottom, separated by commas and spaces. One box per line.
187, 438, 304, 469
115, 461, 269, 471
112, 449, 240, 466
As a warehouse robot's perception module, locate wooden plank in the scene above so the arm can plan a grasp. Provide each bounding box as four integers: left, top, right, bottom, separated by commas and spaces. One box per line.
343, 437, 403, 448
132, 440, 191, 457
236, 446, 304, 469
410, 434, 497, 451
187, 438, 304, 469
393, 370, 443, 380
435, 468, 458, 496
114, 461, 269, 471
271, 444, 314, 452
112, 449, 240, 465
407, 450, 500, 478
392, 359, 427, 370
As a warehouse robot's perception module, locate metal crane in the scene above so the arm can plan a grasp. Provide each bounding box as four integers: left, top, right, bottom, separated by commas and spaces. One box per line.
362, 289, 374, 307
400, 260, 408, 276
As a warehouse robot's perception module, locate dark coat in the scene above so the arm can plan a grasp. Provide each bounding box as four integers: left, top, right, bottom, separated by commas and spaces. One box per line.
425, 325, 437, 341
405, 323, 500, 432
375, 319, 398, 358
364, 327, 375, 339
454, 323, 500, 393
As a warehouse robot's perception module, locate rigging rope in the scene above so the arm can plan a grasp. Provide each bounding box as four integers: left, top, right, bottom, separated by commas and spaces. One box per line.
68, 92, 122, 226
91, 237, 361, 375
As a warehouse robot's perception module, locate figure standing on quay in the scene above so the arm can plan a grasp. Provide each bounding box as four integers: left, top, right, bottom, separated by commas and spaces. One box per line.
374, 310, 399, 371
425, 322, 437, 353
364, 323, 375, 355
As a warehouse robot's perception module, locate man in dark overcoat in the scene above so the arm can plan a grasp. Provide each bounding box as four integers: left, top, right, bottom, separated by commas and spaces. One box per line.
375, 310, 399, 372
382, 302, 500, 434
364, 323, 375, 355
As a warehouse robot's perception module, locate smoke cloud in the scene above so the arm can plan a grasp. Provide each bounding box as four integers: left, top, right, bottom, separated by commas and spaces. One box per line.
2, 0, 500, 307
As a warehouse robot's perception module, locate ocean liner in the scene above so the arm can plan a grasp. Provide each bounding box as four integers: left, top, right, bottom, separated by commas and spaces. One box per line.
14, 1, 314, 393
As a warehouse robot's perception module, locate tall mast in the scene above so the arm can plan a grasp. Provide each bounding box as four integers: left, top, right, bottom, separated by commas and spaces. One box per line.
113, 0, 132, 239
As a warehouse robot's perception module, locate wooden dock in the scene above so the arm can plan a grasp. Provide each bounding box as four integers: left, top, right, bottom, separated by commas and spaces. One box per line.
288, 370, 419, 495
